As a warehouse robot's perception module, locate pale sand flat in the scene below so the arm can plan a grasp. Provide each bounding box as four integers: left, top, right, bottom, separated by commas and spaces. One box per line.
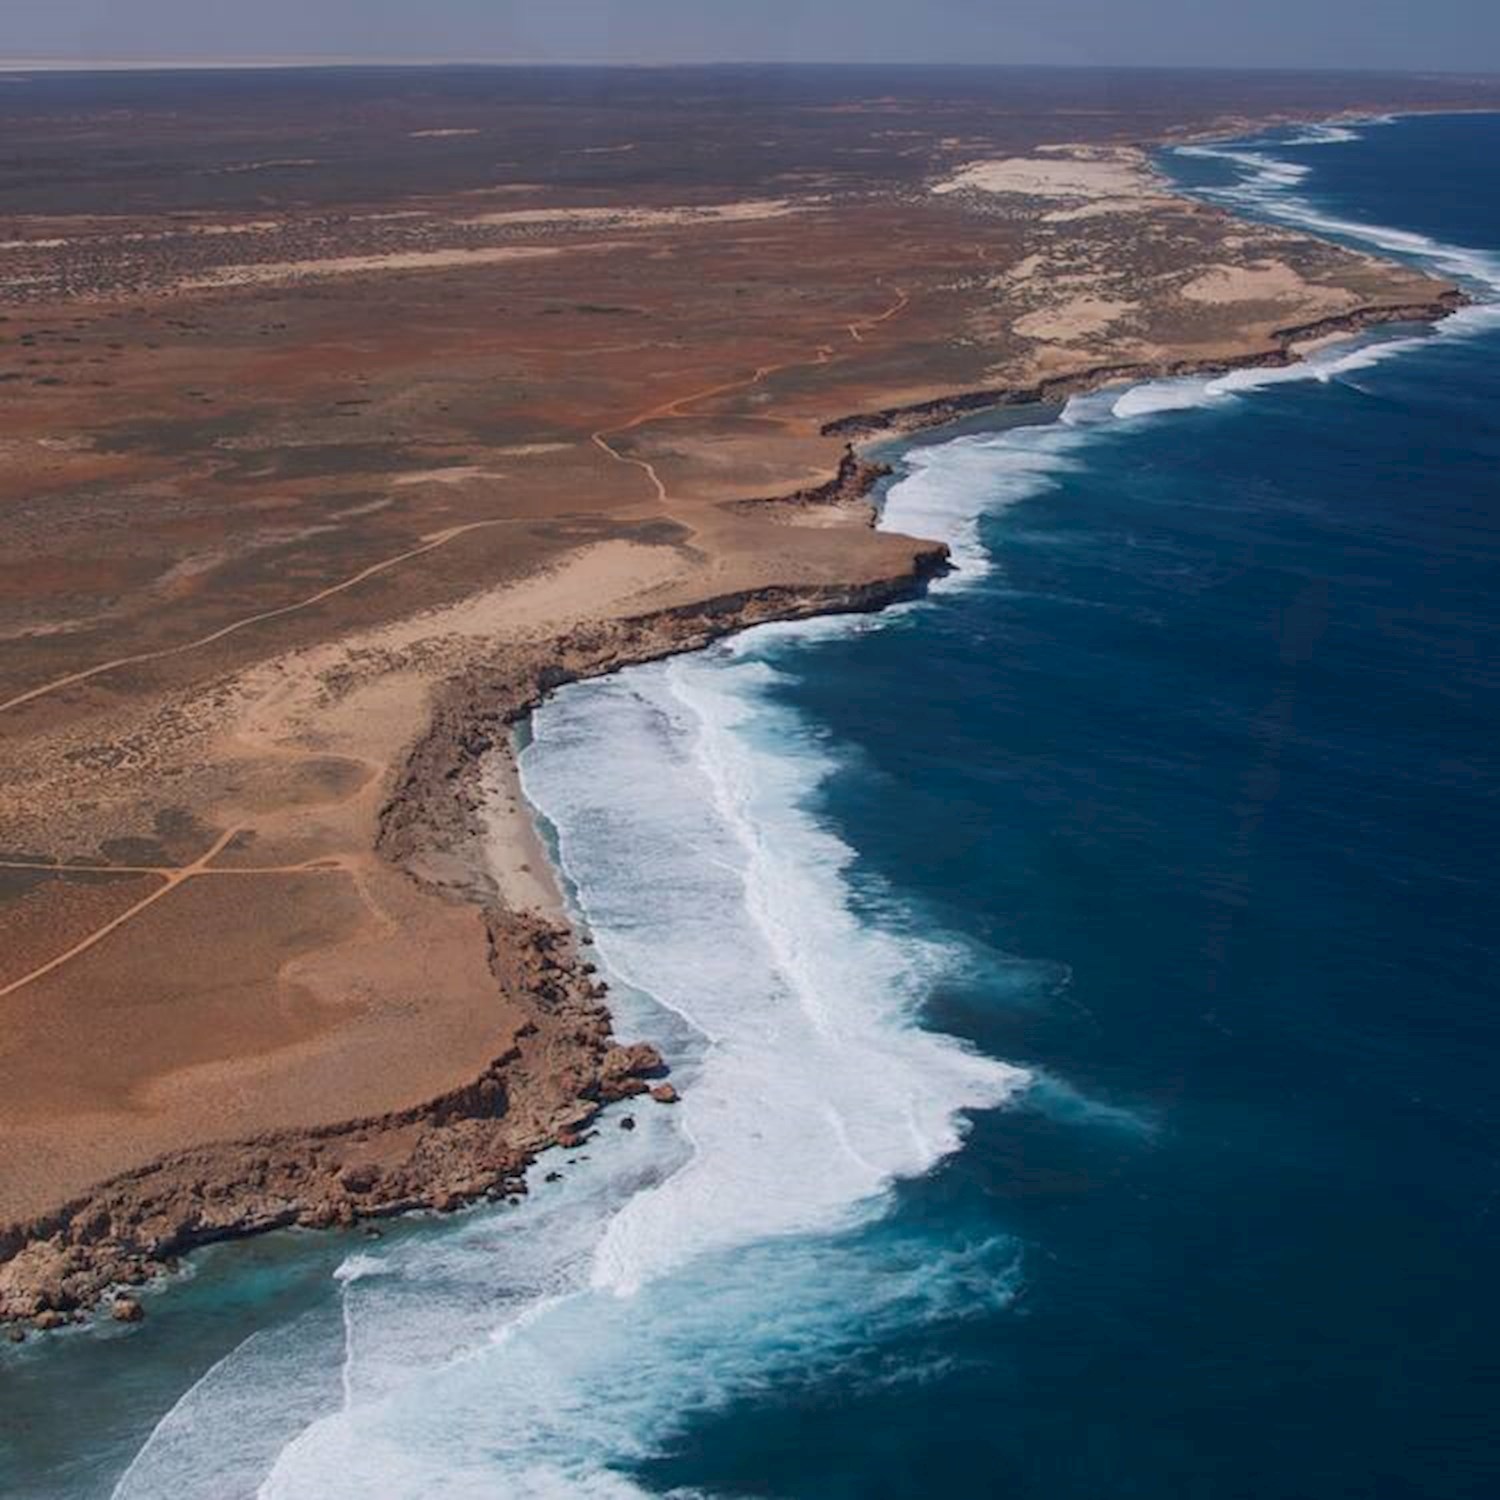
1179, 260, 1349, 307
934, 149, 1154, 200
1014, 296, 1138, 343
178, 244, 568, 289
461, 199, 796, 230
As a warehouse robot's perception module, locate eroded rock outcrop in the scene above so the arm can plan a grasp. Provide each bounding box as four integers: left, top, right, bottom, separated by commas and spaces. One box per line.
0, 909, 665, 1326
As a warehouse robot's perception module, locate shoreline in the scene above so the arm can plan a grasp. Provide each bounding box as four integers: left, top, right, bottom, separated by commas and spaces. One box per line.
822, 295, 1467, 438
0, 118, 1473, 1331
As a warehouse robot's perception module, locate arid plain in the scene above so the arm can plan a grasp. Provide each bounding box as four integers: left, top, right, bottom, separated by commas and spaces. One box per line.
2, 65, 1496, 1321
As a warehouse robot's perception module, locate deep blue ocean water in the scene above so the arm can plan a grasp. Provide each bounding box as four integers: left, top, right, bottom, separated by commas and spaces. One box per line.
5, 112, 1499, 1499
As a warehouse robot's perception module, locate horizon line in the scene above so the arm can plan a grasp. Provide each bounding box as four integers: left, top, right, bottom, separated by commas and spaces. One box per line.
2, 57, 1498, 79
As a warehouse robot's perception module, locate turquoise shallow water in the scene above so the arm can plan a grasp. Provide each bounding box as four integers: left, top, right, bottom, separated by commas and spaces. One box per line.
6, 112, 1500, 1499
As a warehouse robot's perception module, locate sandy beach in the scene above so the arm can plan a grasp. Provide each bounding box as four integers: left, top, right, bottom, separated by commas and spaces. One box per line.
1, 65, 1494, 1325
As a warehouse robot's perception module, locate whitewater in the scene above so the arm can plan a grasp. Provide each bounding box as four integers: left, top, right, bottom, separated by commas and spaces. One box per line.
102, 114, 1500, 1499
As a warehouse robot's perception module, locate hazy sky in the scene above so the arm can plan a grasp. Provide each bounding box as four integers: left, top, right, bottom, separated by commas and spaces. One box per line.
4, 0, 1498, 73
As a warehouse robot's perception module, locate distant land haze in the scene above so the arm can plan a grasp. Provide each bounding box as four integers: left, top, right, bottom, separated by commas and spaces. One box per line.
5, 0, 1500, 72
0, 57, 509, 70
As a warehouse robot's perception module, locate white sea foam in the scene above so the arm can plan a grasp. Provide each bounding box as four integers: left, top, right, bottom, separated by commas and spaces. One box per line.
1104, 329, 1434, 423
256, 1224, 1019, 1498
879, 421, 1090, 586
1285, 123, 1359, 145
585, 652, 1023, 1292
112, 1317, 345, 1500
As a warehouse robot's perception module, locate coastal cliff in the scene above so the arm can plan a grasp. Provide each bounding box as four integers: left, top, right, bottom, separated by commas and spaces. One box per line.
0, 84, 1481, 1330
0, 539, 948, 1326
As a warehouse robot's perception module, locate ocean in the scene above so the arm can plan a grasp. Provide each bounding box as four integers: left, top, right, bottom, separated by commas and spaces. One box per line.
5, 110, 1500, 1499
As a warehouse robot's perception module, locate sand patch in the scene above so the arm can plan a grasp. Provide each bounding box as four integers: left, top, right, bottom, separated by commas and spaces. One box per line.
1014, 296, 1136, 343
462, 199, 797, 231
1042, 197, 1164, 223
213, 158, 317, 175
390, 466, 505, 487
391, 449, 572, 485
189, 219, 283, 237
997, 253, 1045, 286
179, 244, 567, 289
1179, 260, 1334, 305
480, 747, 562, 915
934, 147, 1153, 200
